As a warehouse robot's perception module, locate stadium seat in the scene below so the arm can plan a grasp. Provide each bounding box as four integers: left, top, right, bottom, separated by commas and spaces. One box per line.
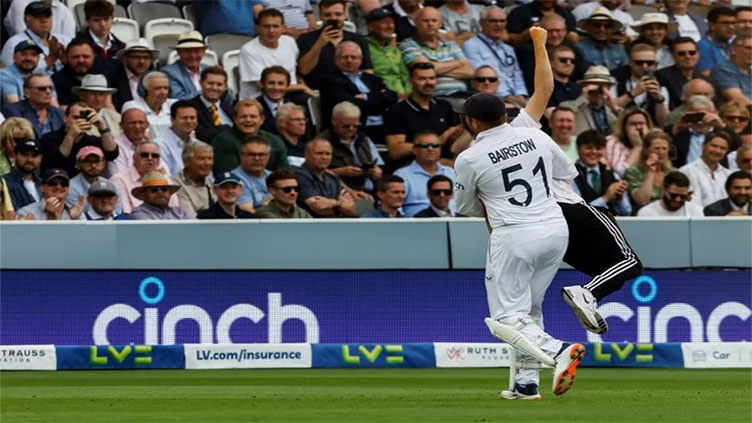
143, 18, 194, 44
128, 1, 183, 32
167, 49, 218, 67
182, 3, 198, 31
112, 17, 140, 44
205, 34, 253, 60
221, 49, 240, 99
315, 20, 357, 33
114, 4, 127, 18
308, 96, 323, 133
150, 33, 180, 68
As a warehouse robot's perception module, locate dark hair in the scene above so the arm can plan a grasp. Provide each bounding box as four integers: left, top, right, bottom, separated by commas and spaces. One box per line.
375, 175, 404, 192
267, 169, 298, 188
242, 134, 270, 147
65, 101, 90, 117
260, 66, 291, 84
664, 171, 690, 189
669, 36, 697, 53
23, 73, 47, 89
576, 129, 607, 148
426, 174, 453, 192
258, 8, 284, 24
200, 66, 227, 83
736, 6, 752, 14
319, 0, 345, 11
726, 170, 752, 191
409, 62, 435, 77
708, 6, 736, 23
170, 100, 197, 117
84, 0, 114, 20
66, 39, 95, 54
549, 44, 575, 57
412, 129, 439, 143
704, 130, 732, 147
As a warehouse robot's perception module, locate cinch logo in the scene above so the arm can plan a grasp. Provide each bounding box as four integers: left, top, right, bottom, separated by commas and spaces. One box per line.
342, 345, 404, 365
89, 345, 152, 366
588, 276, 751, 343
92, 277, 320, 345
593, 343, 653, 364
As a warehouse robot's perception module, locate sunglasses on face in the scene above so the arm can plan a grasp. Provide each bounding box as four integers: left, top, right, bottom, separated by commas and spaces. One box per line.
147, 186, 170, 193
30, 85, 53, 92
557, 57, 576, 64
633, 60, 656, 66
724, 115, 749, 122
473, 77, 498, 83
667, 192, 690, 200
416, 143, 441, 149
139, 152, 160, 159
277, 186, 299, 193
676, 50, 697, 57
338, 123, 361, 129
430, 189, 453, 196
589, 22, 612, 29
244, 152, 269, 158
46, 180, 69, 187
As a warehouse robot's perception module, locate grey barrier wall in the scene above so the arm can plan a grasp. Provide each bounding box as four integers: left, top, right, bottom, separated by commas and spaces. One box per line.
0, 218, 750, 270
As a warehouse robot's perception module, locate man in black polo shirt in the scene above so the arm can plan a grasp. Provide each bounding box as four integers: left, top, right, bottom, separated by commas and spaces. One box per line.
197, 172, 255, 219
294, 138, 356, 217
384, 62, 466, 170
296, 0, 372, 90
550, 45, 582, 107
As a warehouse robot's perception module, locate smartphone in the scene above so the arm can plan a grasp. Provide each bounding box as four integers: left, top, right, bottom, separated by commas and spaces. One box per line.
325, 19, 339, 29
642, 69, 656, 79
683, 112, 705, 123
79, 109, 91, 120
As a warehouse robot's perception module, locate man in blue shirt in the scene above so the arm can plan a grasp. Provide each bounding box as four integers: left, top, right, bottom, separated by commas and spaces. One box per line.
573, 7, 628, 72
233, 135, 271, 213
195, 0, 264, 37
2, 74, 65, 138
361, 175, 406, 218
0, 39, 44, 104
711, 34, 752, 105
696, 6, 736, 76
2, 138, 43, 210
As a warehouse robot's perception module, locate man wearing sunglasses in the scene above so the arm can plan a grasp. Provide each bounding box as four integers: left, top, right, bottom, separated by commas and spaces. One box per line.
111, 141, 177, 214
0, 39, 52, 105
129, 171, 190, 220
414, 174, 456, 217
656, 37, 702, 110
613, 43, 669, 126
549, 45, 582, 108
255, 169, 312, 219
573, 7, 628, 72
15, 168, 85, 220
637, 170, 703, 216
2, 74, 64, 138
197, 172, 255, 220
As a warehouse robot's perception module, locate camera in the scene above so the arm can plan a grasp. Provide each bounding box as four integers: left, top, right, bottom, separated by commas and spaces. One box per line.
683, 112, 705, 123
79, 110, 91, 120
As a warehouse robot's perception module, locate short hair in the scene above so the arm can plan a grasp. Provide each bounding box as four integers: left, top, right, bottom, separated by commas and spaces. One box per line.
234, 98, 263, 116
267, 169, 298, 188
412, 129, 439, 143
170, 99, 197, 118
551, 106, 576, 119
375, 175, 404, 192
200, 66, 227, 83
703, 130, 731, 147
23, 73, 47, 89
732, 34, 752, 47
576, 129, 607, 148
276, 102, 304, 122
332, 101, 361, 118
260, 66, 290, 84
687, 94, 715, 111
426, 174, 452, 192
479, 6, 504, 20
473, 65, 498, 76
736, 6, 752, 14
305, 137, 332, 153
242, 134, 270, 147
682, 78, 715, 100
135, 140, 160, 155
630, 43, 656, 57
670, 36, 697, 53
541, 13, 565, 27
726, 170, 752, 191
142, 71, 168, 90
319, 0, 345, 11
409, 61, 435, 77
335, 41, 362, 57
84, 0, 113, 20
613, 107, 654, 148
182, 140, 212, 162
257, 8, 284, 24
65, 101, 90, 117
708, 6, 736, 23
664, 171, 690, 189
549, 44, 575, 57
66, 39, 95, 54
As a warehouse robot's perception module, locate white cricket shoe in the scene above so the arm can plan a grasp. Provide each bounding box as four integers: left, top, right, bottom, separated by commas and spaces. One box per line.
562, 286, 608, 334
552, 343, 585, 396
501, 385, 542, 400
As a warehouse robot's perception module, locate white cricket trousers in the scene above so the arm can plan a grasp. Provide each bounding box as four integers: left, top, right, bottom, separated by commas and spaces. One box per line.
485, 218, 569, 387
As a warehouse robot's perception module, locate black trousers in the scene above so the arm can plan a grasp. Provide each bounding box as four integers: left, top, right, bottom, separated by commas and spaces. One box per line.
559, 202, 644, 301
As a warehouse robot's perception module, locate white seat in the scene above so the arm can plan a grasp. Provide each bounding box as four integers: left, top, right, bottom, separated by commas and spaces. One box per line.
112, 18, 140, 43
308, 96, 322, 133
315, 20, 357, 33
221, 50, 240, 99
143, 18, 194, 43
167, 49, 218, 67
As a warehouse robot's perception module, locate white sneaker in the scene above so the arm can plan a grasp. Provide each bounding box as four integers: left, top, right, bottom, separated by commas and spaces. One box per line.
552, 343, 585, 396
501, 388, 542, 400
562, 286, 608, 334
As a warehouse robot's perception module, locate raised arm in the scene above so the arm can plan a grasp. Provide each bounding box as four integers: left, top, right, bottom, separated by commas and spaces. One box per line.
524, 27, 553, 122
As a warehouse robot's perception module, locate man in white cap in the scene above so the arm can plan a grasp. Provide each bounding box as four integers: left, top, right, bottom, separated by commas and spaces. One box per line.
573, 7, 628, 71
162, 31, 216, 101
106, 38, 158, 111
560, 66, 620, 136
67, 145, 122, 214
73, 73, 121, 137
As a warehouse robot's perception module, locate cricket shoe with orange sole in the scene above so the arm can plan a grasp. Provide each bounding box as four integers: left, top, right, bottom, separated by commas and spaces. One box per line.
552, 343, 585, 396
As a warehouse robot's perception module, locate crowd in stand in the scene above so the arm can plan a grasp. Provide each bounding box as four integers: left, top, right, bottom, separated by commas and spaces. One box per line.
0, 0, 749, 221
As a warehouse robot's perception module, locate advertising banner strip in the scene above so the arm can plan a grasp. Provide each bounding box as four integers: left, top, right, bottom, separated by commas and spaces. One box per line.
0, 345, 56, 370
56, 345, 185, 370
434, 343, 513, 368
312, 343, 436, 368
184, 343, 312, 369
580, 342, 684, 368
681, 342, 752, 368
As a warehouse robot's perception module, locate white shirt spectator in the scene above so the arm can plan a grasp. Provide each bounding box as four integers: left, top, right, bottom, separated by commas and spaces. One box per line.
0, 30, 71, 75
674, 14, 701, 42
239, 35, 299, 100
679, 159, 731, 207
124, 98, 177, 141
637, 199, 703, 217
3, 0, 76, 38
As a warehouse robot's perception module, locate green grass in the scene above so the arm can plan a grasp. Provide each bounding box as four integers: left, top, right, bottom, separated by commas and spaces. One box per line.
1, 368, 750, 422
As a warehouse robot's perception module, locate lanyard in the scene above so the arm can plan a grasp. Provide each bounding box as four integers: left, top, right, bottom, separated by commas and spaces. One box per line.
476, 35, 516, 77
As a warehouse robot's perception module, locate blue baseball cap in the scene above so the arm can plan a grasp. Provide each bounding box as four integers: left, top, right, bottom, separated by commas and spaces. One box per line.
43, 168, 69, 184
214, 172, 242, 187
14, 39, 43, 55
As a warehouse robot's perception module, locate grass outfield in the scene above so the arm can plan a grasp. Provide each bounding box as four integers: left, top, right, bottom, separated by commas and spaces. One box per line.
1, 368, 750, 422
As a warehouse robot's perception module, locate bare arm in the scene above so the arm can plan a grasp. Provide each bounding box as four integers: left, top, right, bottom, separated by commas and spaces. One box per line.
524, 27, 553, 122
444, 59, 474, 80
386, 134, 413, 160
632, 170, 657, 206
721, 88, 752, 106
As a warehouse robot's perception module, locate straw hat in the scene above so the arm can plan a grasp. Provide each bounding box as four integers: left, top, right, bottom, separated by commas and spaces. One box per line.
576, 66, 617, 85
131, 172, 180, 201
630, 13, 679, 34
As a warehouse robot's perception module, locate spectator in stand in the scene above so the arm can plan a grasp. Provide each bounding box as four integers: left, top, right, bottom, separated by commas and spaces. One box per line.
438, 0, 482, 46
625, 129, 675, 211
394, 130, 455, 216
710, 34, 752, 106
549, 106, 579, 163
321, 41, 398, 144
573, 7, 628, 72
670, 95, 730, 168
0, 118, 36, 177
194, 0, 264, 37
612, 44, 669, 127
187, 67, 235, 144
696, 6, 736, 76
51, 39, 98, 107
128, 71, 175, 140
233, 135, 272, 213
196, 171, 255, 219
295, 138, 356, 217
605, 107, 654, 177
366, 8, 410, 96
664, 0, 708, 42
414, 174, 456, 217
679, 131, 731, 207
255, 169, 312, 218
571, 130, 632, 216
67, 145, 122, 214
212, 99, 288, 175
162, 32, 219, 101
154, 101, 199, 175
731, 144, 752, 173
736, 6, 752, 37
548, 45, 583, 108
384, 0, 421, 42
73, 74, 121, 138
15, 168, 85, 220
0, 40, 50, 105
462, 7, 527, 102
107, 39, 158, 112
276, 103, 309, 165
399, 7, 473, 96
3, 0, 76, 39
2, 74, 64, 138
40, 102, 118, 176
297, 0, 373, 90
256, 66, 289, 137
263, 0, 317, 38
106, 105, 170, 177
469, 66, 499, 94
361, 175, 406, 218
720, 101, 750, 138
572, 0, 637, 38
637, 170, 703, 216
239, 9, 311, 101
656, 37, 701, 110
1, 2, 70, 76
129, 172, 191, 220
84, 179, 127, 220
173, 141, 216, 216
2, 137, 42, 210
664, 78, 715, 128
506, 0, 577, 48
111, 141, 178, 214
630, 13, 678, 70
560, 66, 620, 136
704, 170, 751, 216
75, 0, 125, 72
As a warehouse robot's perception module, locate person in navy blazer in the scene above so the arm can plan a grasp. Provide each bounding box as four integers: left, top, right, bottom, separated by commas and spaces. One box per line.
187, 66, 236, 144
2, 74, 65, 138
106, 39, 158, 112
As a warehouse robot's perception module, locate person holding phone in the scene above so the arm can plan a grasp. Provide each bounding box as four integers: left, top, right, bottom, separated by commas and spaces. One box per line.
613, 43, 669, 127
559, 65, 621, 136
670, 94, 730, 168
